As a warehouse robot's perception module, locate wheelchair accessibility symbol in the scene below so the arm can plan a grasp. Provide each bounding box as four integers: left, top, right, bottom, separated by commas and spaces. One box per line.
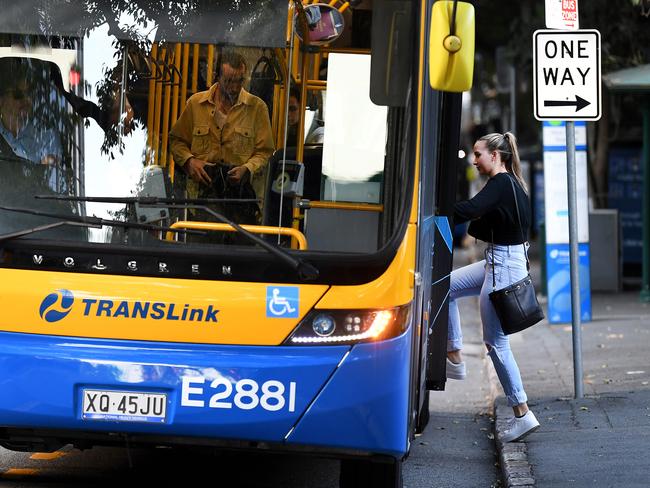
266, 286, 299, 318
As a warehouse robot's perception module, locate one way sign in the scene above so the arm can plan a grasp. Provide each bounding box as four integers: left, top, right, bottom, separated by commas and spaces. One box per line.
533, 29, 601, 121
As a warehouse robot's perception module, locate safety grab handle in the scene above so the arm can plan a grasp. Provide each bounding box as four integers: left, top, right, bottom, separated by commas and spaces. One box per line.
166, 221, 308, 250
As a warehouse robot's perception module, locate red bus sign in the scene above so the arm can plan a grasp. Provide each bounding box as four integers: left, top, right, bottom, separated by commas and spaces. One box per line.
545, 0, 580, 30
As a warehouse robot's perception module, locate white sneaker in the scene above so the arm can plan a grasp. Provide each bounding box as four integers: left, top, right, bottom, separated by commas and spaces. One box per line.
446, 358, 467, 380
501, 411, 540, 442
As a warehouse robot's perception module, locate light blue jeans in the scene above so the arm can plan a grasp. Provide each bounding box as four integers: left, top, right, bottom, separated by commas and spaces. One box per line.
448, 243, 529, 407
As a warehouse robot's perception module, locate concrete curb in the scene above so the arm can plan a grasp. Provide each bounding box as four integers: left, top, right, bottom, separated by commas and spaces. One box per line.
494, 400, 536, 487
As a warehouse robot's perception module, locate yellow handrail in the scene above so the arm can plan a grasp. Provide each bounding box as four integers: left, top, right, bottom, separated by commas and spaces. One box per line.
304, 1, 351, 13
166, 221, 309, 250
319, 47, 371, 55
308, 201, 384, 212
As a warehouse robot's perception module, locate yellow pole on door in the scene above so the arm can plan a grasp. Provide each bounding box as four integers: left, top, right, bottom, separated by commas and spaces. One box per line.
206, 44, 215, 86
152, 47, 166, 166
146, 43, 159, 165
181, 43, 190, 105
191, 44, 200, 95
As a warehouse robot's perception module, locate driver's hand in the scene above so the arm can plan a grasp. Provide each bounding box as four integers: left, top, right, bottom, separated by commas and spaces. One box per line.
227, 165, 249, 185
185, 158, 215, 186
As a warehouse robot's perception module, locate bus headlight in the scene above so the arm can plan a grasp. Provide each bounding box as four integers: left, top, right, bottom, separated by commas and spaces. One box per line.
283, 303, 412, 345
312, 314, 336, 337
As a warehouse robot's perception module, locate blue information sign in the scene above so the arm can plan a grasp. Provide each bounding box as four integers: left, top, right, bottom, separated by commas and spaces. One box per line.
543, 120, 592, 323
546, 243, 592, 323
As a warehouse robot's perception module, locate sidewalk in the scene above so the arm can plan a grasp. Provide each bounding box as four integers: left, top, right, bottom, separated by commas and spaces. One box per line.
493, 291, 650, 487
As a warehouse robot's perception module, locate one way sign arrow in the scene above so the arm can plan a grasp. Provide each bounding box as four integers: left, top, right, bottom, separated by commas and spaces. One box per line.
543, 95, 590, 112
533, 30, 601, 121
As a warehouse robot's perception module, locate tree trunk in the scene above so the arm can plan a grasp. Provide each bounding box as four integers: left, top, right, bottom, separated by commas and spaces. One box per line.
591, 89, 610, 208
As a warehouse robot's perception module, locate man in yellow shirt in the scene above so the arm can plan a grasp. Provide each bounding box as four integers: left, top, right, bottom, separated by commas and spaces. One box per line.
170, 50, 274, 223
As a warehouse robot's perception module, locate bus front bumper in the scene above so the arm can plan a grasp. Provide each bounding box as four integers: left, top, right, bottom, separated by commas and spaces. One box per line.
0, 330, 411, 457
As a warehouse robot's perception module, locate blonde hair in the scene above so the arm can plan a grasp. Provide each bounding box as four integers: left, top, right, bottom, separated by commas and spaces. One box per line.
478, 132, 528, 193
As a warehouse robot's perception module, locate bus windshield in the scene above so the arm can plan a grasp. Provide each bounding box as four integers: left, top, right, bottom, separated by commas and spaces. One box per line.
0, 0, 411, 266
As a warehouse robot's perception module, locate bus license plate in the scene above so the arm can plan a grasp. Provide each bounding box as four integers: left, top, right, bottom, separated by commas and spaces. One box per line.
82, 389, 167, 423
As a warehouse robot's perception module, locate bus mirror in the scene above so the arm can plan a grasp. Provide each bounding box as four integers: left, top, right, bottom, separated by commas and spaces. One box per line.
429, 1, 475, 92
369, 0, 414, 107
295, 4, 345, 46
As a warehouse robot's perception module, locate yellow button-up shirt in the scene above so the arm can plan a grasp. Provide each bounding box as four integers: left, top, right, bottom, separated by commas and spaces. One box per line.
169, 84, 274, 201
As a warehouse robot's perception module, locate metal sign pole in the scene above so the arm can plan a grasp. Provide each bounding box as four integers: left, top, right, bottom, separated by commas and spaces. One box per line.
565, 121, 584, 399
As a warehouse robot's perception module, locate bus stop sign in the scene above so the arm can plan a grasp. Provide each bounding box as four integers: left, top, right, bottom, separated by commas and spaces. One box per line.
533, 29, 601, 121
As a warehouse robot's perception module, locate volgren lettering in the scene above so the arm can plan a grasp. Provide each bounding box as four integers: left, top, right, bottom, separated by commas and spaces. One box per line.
80, 299, 219, 323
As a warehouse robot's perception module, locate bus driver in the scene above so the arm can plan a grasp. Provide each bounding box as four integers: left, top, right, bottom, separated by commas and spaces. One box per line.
0, 58, 62, 166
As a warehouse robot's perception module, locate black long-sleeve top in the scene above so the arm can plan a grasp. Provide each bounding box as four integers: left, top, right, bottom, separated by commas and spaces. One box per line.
453, 173, 531, 245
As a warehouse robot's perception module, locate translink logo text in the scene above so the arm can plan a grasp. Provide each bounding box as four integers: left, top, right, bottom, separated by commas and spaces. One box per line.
80, 299, 219, 323
39, 290, 219, 323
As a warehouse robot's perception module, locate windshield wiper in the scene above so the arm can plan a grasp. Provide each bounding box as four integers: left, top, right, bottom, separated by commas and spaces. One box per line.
0, 220, 102, 242
35, 195, 260, 205
154, 203, 319, 281
0, 205, 206, 242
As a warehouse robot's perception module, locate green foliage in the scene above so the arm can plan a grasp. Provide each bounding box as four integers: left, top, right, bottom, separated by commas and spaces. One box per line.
7, 0, 281, 158
581, 1, 650, 70
503, 0, 650, 72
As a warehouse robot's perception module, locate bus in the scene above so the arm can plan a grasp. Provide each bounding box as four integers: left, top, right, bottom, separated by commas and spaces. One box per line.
0, 1, 474, 486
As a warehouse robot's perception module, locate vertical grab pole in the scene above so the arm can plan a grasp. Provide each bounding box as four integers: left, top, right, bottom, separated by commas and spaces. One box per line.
206, 45, 215, 86
566, 121, 584, 399
171, 44, 182, 124
152, 47, 166, 167
191, 44, 200, 95
146, 43, 158, 165
169, 43, 182, 182
160, 51, 173, 168
180, 43, 190, 106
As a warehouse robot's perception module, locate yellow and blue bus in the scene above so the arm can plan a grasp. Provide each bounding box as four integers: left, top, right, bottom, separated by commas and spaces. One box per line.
0, 1, 474, 486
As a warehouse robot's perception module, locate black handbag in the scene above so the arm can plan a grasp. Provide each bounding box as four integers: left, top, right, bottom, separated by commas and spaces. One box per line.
488, 176, 545, 335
